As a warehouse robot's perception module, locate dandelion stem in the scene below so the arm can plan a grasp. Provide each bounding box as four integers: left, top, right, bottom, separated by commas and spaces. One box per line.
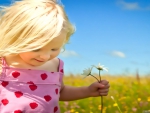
99, 70, 101, 81
90, 74, 100, 82
99, 70, 103, 113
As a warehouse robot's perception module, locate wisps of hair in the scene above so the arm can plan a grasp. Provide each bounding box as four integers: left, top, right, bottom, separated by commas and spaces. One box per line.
0, 0, 75, 57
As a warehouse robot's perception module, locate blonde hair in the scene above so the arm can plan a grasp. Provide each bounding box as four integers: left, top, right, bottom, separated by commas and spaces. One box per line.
0, 0, 75, 57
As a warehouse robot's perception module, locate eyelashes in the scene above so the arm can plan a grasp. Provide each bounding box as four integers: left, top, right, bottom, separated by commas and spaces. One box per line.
32, 48, 59, 52
32, 49, 40, 52
51, 49, 58, 51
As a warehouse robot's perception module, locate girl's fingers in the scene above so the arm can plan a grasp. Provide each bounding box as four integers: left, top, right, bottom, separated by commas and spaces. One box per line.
99, 84, 110, 89
100, 80, 109, 85
104, 84, 110, 88
99, 93, 108, 96
99, 89, 109, 93
101, 82, 110, 89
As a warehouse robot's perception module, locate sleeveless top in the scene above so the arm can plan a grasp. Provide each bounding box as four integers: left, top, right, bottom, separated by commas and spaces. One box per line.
0, 57, 64, 113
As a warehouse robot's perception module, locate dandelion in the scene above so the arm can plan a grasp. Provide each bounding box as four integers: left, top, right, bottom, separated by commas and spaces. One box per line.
92, 63, 108, 113
92, 63, 108, 82
147, 97, 150, 101
113, 103, 118, 107
82, 67, 99, 81
98, 105, 102, 110
82, 63, 108, 113
92, 63, 108, 71
137, 98, 141, 101
82, 67, 92, 76
70, 109, 75, 112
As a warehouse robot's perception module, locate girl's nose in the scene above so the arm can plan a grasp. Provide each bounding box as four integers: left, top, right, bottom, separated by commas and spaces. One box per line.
39, 53, 50, 61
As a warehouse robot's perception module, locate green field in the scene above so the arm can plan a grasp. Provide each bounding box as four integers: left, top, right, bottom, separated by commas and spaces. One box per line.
59, 74, 150, 113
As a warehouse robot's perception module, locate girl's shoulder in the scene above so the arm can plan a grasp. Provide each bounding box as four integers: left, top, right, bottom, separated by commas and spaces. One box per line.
40, 57, 63, 72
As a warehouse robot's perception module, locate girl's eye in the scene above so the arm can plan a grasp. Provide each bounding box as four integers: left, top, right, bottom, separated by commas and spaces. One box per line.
32, 49, 40, 52
52, 49, 58, 51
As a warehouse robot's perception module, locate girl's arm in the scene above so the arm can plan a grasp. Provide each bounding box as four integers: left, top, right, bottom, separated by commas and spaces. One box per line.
59, 80, 110, 101
59, 85, 89, 101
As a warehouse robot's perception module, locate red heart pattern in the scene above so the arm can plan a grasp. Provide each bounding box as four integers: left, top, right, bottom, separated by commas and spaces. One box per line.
12, 71, 20, 78
29, 102, 38, 109
27, 81, 34, 85
0, 65, 63, 112
14, 110, 23, 113
1, 81, 9, 87
14, 91, 23, 98
60, 69, 64, 73
54, 106, 58, 112
1, 99, 9, 106
44, 95, 52, 102
55, 89, 58, 94
41, 73, 47, 80
29, 84, 37, 91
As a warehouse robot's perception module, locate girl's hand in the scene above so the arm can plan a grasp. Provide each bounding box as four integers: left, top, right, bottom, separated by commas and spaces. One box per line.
88, 80, 110, 97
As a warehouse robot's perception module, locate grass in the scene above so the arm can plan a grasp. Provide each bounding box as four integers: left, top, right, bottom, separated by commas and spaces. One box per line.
59, 74, 150, 113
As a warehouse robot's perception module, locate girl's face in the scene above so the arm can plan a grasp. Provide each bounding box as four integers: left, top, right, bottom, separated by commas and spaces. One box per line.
18, 32, 66, 66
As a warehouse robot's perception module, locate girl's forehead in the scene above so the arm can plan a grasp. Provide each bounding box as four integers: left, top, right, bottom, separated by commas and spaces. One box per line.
44, 32, 67, 48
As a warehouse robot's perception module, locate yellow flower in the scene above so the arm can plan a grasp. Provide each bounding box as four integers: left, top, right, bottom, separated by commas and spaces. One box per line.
113, 103, 118, 106
137, 98, 141, 101
147, 97, 150, 101
98, 105, 102, 110
70, 109, 75, 112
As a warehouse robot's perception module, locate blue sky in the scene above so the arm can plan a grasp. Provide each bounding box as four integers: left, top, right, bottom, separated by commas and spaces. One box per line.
1, 0, 150, 75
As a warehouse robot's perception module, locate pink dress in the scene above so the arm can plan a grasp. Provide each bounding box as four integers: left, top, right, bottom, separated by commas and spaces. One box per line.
0, 57, 64, 113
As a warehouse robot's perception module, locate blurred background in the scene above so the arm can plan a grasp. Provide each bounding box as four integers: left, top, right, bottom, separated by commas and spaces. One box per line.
0, 0, 150, 112
59, 0, 150, 76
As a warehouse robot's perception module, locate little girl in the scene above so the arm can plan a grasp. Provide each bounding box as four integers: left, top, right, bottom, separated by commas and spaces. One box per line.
0, 0, 110, 113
